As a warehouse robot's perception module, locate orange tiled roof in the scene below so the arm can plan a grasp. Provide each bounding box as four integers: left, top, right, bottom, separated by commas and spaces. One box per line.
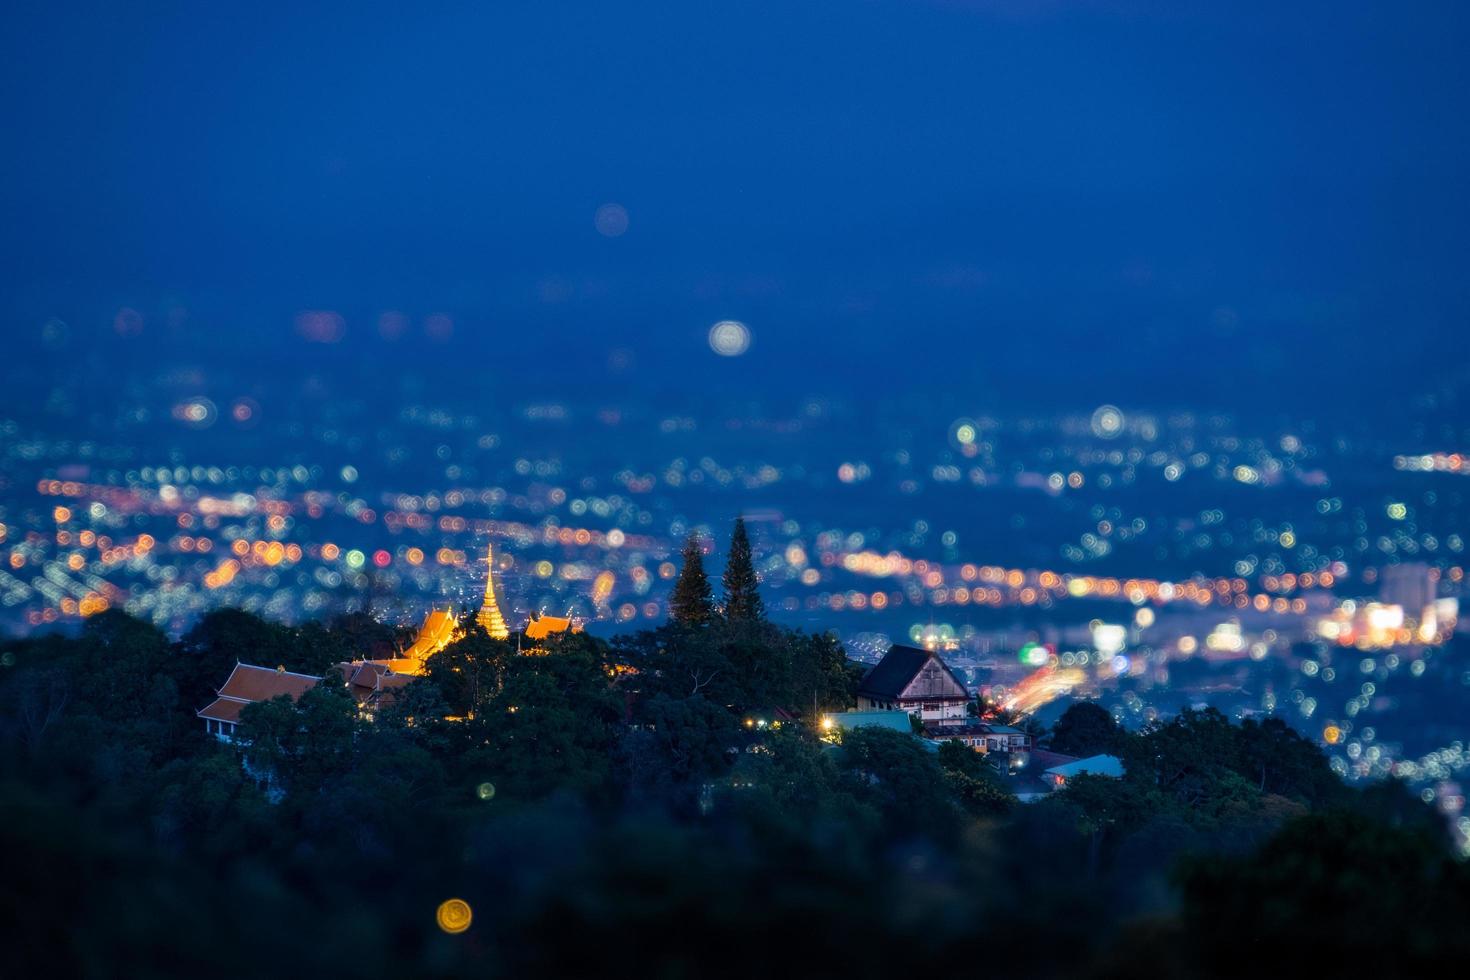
217, 663, 321, 703
404, 608, 458, 660
525, 614, 577, 640
197, 697, 248, 723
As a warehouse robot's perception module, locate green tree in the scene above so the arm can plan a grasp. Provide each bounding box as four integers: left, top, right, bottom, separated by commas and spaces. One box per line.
177, 609, 301, 711
721, 516, 764, 622
937, 738, 1014, 816
788, 630, 857, 716
669, 533, 715, 626
728, 728, 875, 840
237, 675, 356, 797
425, 623, 514, 717
475, 649, 624, 801
837, 726, 956, 839
623, 694, 739, 807
1176, 810, 1470, 976
1233, 716, 1342, 805
717, 621, 792, 714
1048, 701, 1122, 758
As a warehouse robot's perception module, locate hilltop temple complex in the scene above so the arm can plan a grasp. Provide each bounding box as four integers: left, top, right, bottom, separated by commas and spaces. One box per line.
198, 540, 581, 736
394, 541, 580, 674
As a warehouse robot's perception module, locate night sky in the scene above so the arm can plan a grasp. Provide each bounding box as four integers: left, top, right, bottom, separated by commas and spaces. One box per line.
5, 1, 1469, 414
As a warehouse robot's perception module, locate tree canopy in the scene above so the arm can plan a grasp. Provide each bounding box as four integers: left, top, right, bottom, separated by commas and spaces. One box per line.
0, 607, 1459, 978
721, 516, 764, 622
669, 533, 715, 625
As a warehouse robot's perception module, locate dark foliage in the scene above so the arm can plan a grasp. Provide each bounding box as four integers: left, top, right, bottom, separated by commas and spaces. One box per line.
721, 516, 764, 622
0, 611, 1461, 978
669, 533, 715, 625
1048, 700, 1123, 758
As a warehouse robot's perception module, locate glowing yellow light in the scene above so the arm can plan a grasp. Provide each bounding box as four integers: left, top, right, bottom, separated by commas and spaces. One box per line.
436, 898, 473, 934
592, 570, 615, 604
53, 507, 72, 523
1323, 725, 1342, 745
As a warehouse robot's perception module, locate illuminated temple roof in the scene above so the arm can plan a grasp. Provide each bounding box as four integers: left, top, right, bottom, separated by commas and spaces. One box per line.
524, 613, 579, 641
404, 607, 457, 660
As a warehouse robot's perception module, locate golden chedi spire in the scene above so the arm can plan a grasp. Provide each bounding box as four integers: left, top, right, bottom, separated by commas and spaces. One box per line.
476, 541, 510, 639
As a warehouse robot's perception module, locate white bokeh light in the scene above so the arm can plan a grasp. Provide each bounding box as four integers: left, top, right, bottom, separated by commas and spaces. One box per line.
708, 320, 751, 356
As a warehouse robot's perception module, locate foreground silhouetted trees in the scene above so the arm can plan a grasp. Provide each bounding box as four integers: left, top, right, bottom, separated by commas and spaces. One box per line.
1, 608, 1464, 978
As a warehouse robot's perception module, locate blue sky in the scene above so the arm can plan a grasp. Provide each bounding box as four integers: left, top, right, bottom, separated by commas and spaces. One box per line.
5, 1, 1468, 413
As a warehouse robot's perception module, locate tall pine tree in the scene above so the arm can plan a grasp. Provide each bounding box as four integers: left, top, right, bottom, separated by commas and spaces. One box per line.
669, 533, 715, 625
722, 516, 765, 622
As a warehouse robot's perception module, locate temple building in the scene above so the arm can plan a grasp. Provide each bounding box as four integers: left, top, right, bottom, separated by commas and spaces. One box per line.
197, 663, 325, 740
476, 541, 510, 639
198, 660, 418, 739
394, 607, 458, 675
525, 612, 579, 642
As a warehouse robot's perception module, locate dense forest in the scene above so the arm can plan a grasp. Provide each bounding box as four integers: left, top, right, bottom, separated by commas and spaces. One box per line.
3, 584, 1467, 977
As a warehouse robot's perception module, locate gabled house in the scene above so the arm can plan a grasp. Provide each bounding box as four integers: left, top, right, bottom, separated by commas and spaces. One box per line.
856, 644, 971, 728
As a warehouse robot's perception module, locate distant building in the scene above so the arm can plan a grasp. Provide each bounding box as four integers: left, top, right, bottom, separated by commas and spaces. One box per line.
821, 709, 915, 736
1379, 562, 1436, 619
931, 722, 1032, 754
197, 663, 322, 741
857, 644, 971, 728
1042, 754, 1124, 788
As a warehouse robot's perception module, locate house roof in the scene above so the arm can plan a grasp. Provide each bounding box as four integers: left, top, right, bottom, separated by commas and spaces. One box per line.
197, 697, 247, 723
825, 710, 914, 734
857, 644, 969, 700
200, 660, 419, 721
1044, 754, 1124, 780
333, 660, 419, 707
1023, 748, 1081, 771
216, 663, 321, 703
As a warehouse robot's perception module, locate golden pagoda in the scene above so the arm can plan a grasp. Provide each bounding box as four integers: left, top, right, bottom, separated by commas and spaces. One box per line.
476, 541, 510, 639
